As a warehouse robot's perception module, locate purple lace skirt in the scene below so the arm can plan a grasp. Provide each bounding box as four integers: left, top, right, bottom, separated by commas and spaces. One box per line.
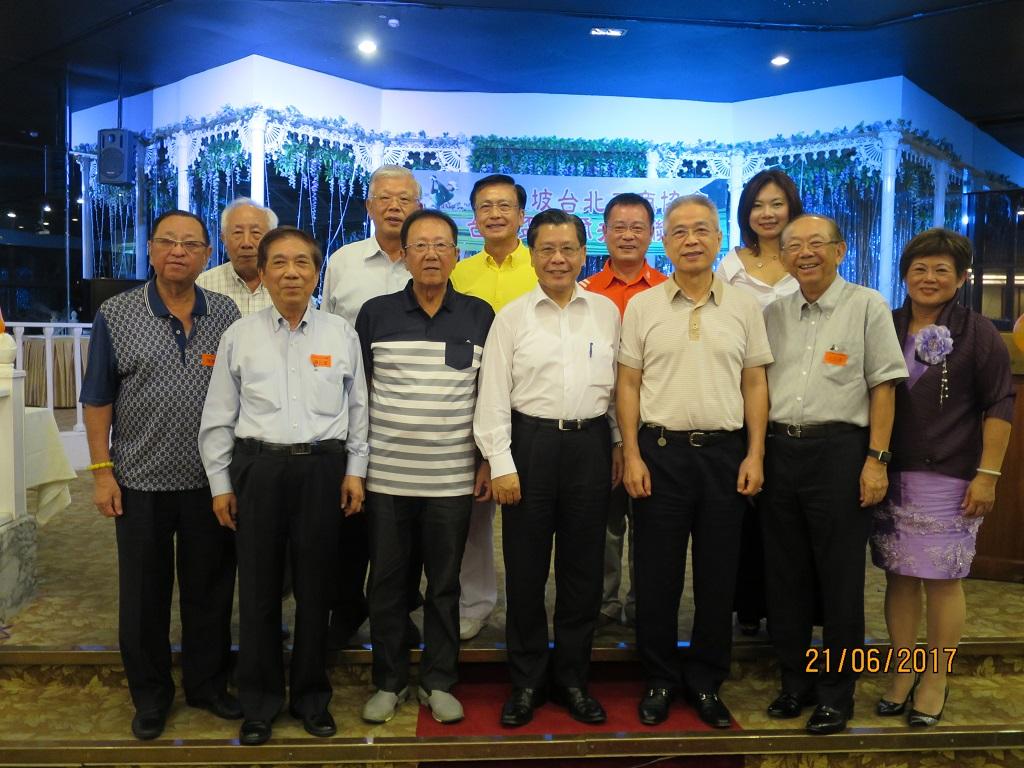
870, 471, 981, 579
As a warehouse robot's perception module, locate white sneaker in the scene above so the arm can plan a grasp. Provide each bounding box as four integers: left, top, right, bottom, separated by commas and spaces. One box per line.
362, 687, 408, 723
418, 686, 464, 723
459, 617, 485, 641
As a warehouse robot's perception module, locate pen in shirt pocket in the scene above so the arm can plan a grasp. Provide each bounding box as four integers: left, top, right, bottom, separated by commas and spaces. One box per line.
588, 342, 593, 358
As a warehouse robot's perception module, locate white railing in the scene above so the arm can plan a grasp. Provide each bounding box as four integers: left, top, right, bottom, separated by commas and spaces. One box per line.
6, 322, 92, 434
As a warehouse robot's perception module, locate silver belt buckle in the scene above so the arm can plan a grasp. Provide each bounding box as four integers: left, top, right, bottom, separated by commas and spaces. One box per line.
688, 431, 706, 447
558, 419, 580, 431
786, 424, 803, 438
291, 443, 313, 455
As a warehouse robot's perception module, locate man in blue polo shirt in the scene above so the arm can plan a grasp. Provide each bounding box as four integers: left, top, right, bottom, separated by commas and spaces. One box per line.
355, 209, 494, 725
81, 209, 242, 741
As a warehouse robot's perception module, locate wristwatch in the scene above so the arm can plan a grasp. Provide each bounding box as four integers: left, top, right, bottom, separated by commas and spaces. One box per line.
866, 448, 892, 464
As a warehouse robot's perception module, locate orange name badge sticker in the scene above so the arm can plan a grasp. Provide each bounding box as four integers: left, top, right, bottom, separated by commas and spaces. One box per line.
823, 348, 849, 366
310, 354, 332, 368
200, 353, 217, 367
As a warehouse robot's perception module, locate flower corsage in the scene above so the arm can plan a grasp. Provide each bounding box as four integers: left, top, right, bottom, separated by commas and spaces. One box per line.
914, 324, 953, 406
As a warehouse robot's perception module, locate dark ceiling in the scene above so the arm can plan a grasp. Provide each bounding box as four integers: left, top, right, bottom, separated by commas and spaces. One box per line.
2, 0, 1024, 156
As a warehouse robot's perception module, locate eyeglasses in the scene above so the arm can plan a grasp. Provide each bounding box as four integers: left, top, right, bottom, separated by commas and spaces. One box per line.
151, 237, 207, 255
534, 245, 582, 259
782, 238, 840, 255
475, 202, 518, 215
668, 226, 716, 240
370, 194, 418, 208
404, 241, 457, 257
609, 223, 650, 236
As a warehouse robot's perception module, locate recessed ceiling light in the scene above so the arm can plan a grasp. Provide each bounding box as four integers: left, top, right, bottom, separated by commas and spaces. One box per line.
1017, 208, 1024, 216
72, 217, 79, 222
771, 55, 790, 67
76, 197, 84, 204
5, 211, 15, 218
590, 27, 626, 37
358, 39, 378, 55
42, 203, 51, 212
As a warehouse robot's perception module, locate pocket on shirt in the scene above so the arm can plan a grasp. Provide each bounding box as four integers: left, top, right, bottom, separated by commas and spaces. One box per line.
587, 341, 616, 388
820, 341, 863, 383
311, 369, 345, 417
445, 339, 476, 370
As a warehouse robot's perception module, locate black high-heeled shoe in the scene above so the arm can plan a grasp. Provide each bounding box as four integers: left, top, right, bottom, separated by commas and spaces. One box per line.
876, 673, 920, 716
907, 685, 949, 727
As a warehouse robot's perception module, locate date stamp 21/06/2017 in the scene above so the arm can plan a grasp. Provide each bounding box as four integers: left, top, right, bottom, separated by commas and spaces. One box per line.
805, 647, 957, 675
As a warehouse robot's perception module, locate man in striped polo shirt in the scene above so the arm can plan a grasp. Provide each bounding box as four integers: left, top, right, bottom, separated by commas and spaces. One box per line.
355, 209, 495, 725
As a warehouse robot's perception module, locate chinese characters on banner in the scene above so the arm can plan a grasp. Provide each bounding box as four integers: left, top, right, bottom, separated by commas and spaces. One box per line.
414, 171, 729, 278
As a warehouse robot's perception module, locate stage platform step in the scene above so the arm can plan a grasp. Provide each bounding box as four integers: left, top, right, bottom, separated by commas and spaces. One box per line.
1, 652, 1022, 767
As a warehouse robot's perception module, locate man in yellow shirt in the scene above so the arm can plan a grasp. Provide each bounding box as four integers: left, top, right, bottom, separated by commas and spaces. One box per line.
451, 174, 538, 639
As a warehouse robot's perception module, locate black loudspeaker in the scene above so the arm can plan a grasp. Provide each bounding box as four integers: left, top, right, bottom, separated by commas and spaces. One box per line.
97, 129, 136, 185
75, 278, 146, 322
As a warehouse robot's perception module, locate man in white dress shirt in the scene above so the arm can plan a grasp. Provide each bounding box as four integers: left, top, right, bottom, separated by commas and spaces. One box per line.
196, 198, 278, 315
474, 209, 623, 728
321, 165, 423, 647
199, 226, 370, 745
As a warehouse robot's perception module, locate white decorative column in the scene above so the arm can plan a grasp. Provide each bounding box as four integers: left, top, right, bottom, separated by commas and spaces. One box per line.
729, 151, 745, 250
79, 156, 95, 279
0, 333, 36, 622
176, 132, 191, 211
134, 146, 148, 279
646, 148, 661, 180
249, 110, 268, 206
878, 131, 901, 305
932, 159, 949, 229
370, 141, 385, 172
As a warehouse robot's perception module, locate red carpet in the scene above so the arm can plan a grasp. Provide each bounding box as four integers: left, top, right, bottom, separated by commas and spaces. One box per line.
416, 663, 742, 741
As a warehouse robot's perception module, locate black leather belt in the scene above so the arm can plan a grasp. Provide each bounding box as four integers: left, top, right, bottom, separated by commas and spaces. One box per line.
512, 412, 605, 432
236, 437, 346, 455
643, 423, 736, 448
768, 422, 863, 439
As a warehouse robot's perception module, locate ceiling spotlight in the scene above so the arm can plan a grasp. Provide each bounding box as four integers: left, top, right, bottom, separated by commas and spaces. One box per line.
72, 217, 79, 222
358, 39, 378, 55
76, 197, 84, 204
42, 203, 52, 212
590, 27, 626, 37
5, 211, 15, 218
387, 17, 400, 28
1017, 208, 1024, 216
771, 55, 790, 67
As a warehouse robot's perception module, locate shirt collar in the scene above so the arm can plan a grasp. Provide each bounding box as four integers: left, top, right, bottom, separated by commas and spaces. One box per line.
717, 249, 744, 281
590, 259, 659, 289
227, 263, 265, 293
531, 283, 586, 308
483, 240, 529, 270
270, 303, 313, 334
799, 275, 846, 316
401, 279, 456, 314
662, 273, 724, 306
145, 279, 209, 318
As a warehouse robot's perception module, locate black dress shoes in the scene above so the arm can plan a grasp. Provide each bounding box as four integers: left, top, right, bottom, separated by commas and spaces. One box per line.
501, 687, 546, 727
805, 703, 853, 734
291, 707, 337, 737
187, 691, 243, 720
767, 691, 815, 719
552, 687, 606, 724
131, 711, 166, 740
876, 674, 920, 716
907, 686, 949, 727
638, 688, 675, 725
686, 690, 732, 729
239, 719, 273, 745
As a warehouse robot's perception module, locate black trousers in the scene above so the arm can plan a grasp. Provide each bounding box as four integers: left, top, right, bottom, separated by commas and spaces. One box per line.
733, 499, 767, 625
367, 493, 472, 692
761, 427, 870, 709
633, 429, 746, 693
231, 446, 347, 721
115, 486, 235, 716
502, 418, 611, 690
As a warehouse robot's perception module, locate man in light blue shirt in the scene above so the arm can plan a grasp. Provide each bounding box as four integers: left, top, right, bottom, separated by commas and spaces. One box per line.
199, 226, 369, 746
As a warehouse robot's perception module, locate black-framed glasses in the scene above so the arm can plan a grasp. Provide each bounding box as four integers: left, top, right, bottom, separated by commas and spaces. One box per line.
151, 237, 207, 255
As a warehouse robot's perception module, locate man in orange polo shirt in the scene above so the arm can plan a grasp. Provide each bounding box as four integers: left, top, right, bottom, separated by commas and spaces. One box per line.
581, 193, 667, 628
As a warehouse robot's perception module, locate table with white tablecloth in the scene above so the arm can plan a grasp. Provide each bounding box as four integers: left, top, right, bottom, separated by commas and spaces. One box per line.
23, 407, 76, 524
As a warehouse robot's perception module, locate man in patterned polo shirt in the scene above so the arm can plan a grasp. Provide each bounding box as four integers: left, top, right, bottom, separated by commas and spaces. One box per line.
356, 209, 494, 725
81, 209, 242, 741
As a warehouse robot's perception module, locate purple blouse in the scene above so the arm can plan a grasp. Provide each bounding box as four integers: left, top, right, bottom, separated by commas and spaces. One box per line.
890, 300, 1015, 480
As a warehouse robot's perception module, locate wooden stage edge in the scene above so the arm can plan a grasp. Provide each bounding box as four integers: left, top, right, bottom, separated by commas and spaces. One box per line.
1, 637, 1022, 667
0, 724, 1022, 766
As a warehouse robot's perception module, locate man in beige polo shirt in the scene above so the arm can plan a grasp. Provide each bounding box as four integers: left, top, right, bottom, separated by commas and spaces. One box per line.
617, 194, 772, 729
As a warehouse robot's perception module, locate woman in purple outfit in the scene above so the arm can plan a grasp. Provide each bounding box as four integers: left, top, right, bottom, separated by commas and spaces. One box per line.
871, 228, 1014, 727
